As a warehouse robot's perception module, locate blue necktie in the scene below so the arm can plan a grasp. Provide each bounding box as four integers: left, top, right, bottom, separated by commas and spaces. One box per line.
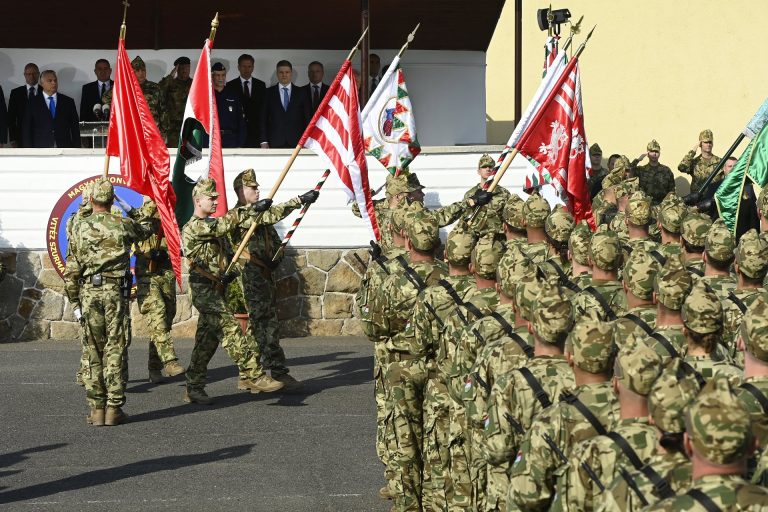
282, 87, 289, 111
48, 96, 56, 118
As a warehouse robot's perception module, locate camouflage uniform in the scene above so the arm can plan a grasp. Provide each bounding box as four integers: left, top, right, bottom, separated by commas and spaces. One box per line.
615, 248, 659, 349
656, 196, 685, 266
643, 260, 693, 363
701, 218, 737, 303
634, 140, 675, 205
64, 178, 155, 417
645, 375, 768, 511
573, 230, 627, 321
521, 192, 551, 264
736, 295, 768, 448
539, 206, 575, 283
678, 129, 721, 193
568, 220, 593, 290
69, 186, 94, 385
159, 57, 193, 147
586, 143, 608, 198
501, 195, 528, 252
622, 191, 659, 264
681, 212, 711, 278
508, 312, 619, 511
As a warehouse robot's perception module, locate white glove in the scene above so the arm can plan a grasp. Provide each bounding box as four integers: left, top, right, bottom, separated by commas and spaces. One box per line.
114, 194, 133, 213
73, 308, 83, 322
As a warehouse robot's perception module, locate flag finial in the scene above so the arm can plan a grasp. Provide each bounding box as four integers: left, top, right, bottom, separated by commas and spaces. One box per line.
397, 23, 421, 59
210, 12, 220, 41
119, 0, 130, 40
346, 26, 369, 61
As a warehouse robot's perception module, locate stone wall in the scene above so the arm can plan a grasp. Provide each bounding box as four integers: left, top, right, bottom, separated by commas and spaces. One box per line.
0, 248, 369, 342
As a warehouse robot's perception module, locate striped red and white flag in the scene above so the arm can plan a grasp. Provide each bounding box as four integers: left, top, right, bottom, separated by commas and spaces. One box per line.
299, 60, 380, 241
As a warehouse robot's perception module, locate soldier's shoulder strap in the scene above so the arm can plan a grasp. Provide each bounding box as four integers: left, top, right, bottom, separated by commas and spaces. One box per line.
605, 431, 645, 471
618, 468, 649, 508
740, 382, 768, 415
395, 255, 427, 291
546, 259, 582, 294
688, 265, 704, 277
462, 301, 485, 320
437, 278, 464, 306
727, 290, 748, 314
490, 312, 534, 358
559, 390, 608, 436
623, 313, 655, 336
649, 249, 667, 266
649, 331, 680, 359
686, 488, 723, 512
583, 286, 619, 321
517, 367, 551, 408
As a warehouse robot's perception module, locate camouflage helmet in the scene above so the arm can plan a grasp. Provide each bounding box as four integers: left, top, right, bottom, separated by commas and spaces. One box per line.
648, 358, 703, 433
568, 220, 592, 266
91, 177, 115, 203
478, 153, 495, 169
658, 201, 685, 234
406, 172, 425, 192
704, 219, 736, 263
589, 229, 621, 271
193, 178, 218, 198
741, 294, 768, 363
735, 229, 768, 279
406, 211, 439, 252
503, 195, 526, 230
688, 374, 752, 464
544, 205, 575, 243
625, 191, 652, 226
616, 177, 640, 200
654, 258, 692, 310
498, 245, 535, 298
523, 192, 551, 228
445, 227, 475, 267
566, 311, 615, 374
623, 248, 657, 300
682, 282, 723, 335
589, 143, 602, 156
615, 337, 663, 396
699, 129, 713, 143
681, 212, 712, 247
471, 235, 503, 279
533, 279, 574, 344
646, 139, 661, 152
514, 274, 542, 322
131, 55, 146, 70
386, 173, 409, 196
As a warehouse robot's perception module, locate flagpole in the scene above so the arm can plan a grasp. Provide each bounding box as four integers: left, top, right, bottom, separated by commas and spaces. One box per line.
103, 0, 131, 178
226, 28, 370, 274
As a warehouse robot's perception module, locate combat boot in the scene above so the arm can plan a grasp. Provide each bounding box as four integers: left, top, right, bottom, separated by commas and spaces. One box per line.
87, 408, 105, 426
272, 372, 304, 392
148, 369, 164, 384
104, 407, 128, 426
164, 360, 185, 377
184, 388, 214, 405
242, 375, 284, 394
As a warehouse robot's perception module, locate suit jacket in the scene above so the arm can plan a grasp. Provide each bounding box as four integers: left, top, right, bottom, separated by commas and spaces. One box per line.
80, 80, 113, 122
225, 76, 266, 148
303, 82, 330, 114
8, 84, 37, 146
259, 83, 311, 148
22, 92, 80, 148
0, 86, 7, 144
213, 89, 247, 148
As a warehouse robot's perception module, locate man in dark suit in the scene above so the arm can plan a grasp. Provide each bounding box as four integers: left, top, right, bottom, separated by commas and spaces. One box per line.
0, 85, 7, 145
80, 59, 113, 123
22, 70, 80, 148
303, 61, 330, 115
224, 53, 266, 148
7, 63, 40, 147
259, 60, 311, 149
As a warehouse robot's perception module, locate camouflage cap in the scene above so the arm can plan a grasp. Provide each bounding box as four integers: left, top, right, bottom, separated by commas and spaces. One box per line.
704, 219, 736, 263
654, 258, 692, 310
91, 177, 115, 203
80, 181, 94, 205
735, 229, 768, 279
471, 235, 503, 279
235, 168, 259, 189
623, 248, 657, 300
688, 374, 751, 464
545, 205, 575, 243
503, 195, 526, 230
625, 191, 652, 226
386, 173, 409, 196
615, 337, 662, 396
498, 244, 535, 297
658, 201, 685, 234
523, 192, 551, 228
616, 177, 640, 200
681, 212, 712, 246
514, 274, 542, 322
445, 227, 476, 267
533, 280, 574, 344
602, 169, 623, 190
682, 282, 723, 335
567, 311, 615, 374
741, 294, 768, 363
589, 229, 621, 271
758, 185, 768, 218
648, 358, 702, 433
406, 172, 425, 192
193, 178, 219, 198
647, 139, 661, 152
569, 220, 592, 266
131, 55, 146, 70
589, 143, 602, 156
391, 207, 408, 234
478, 153, 495, 169
406, 211, 439, 251
140, 196, 158, 218
699, 129, 713, 143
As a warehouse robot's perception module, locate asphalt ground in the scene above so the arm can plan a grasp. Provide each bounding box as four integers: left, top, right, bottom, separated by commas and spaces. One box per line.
0, 337, 390, 511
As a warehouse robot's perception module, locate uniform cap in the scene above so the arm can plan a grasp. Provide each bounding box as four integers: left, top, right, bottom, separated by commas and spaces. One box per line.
497, 244, 535, 297
211, 62, 226, 72
80, 181, 94, 205
589, 229, 621, 271
682, 282, 723, 335
131, 55, 146, 70
567, 311, 615, 374
654, 258, 692, 310
406, 172, 425, 192
688, 374, 751, 464
735, 229, 768, 279
391, 207, 408, 233
647, 139, 661, 152
615, 337, 663, 396
478, 153, 495, 169
648, 358, 703, 433
681, 212, 712, 247
704, 219, 736, 263
589, 143, 602, 156
471, 235, 503, 279
386, 173, 409, 196
623, 248, 657, 300
758, 185, 768, 218
523, 192, 551, 228
569, 220, 592, 266
174, 56, 191, 66
625, 191, 652, 226
91, 177, 115, 203
514, 274, 542, 322
699, 129, 713, 143
406, 211, 439, 251
193, 178, 219, 198
532, 280, 574, 344
616, 177, 640, 200
545, 205, 575, 243
503, 195, 526, 230
241, 169, 259, 188
602, 167, 624, 189
659, 201, 685, 234
445, 227, 476, 266
140, 196, 158, 218
740, 294, 768, 363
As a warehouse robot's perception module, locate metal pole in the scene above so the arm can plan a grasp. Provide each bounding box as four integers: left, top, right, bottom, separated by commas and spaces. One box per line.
361, 0, 370, 105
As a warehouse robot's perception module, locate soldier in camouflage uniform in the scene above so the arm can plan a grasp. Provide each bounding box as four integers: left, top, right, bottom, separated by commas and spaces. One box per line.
521, 192, 551, 264
539, 205, 575, 283
701, 218, 737, 304
587, 143, 609, 199
632, 139, 675, 205
508, 310, 619, 511
483, 279, 575, 512
678, 129, 721, 193
181, 179, 288, 404
69, 183, 94, 386
622, 191, 659, 262
64, 178, 156, 426
645, 374, 768, 511
568, 220, 593, 290
501, 195, 527, 250
159, 56, 193, 147
736, 296, 768, 461
680, 212, 711, 278
561, 337, 662, 511
611, 177, 642, 246
615, 247, 659, 348
463, 154, 512, 241
573, 229, 627, 321
644, 259, 693, 362
133, 198, 185, 383
656, 193, 685, 265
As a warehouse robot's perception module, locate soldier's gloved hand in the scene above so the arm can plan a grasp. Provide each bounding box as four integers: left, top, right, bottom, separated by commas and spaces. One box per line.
114, 194, 133, 213
251, 198, 273, 212
683, 192, 700, 206
298, 189, 319, 204
260, 257, 280, 271
73, 307, 84, 324
220, 271, 239, 286
471, 189, 494, 207
697, 197, 714, 215
369, 240, 382, 260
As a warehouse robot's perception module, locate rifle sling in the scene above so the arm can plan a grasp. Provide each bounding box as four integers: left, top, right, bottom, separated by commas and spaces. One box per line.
396, 255, 428, 291
727, 291, 748, 314
490, 312, 533, 358
624, 313, 655, 336
649, 250, 667, 266
560, 391, 608, 436
517, 367, 551, 409
583, 286, 618, 321
546, 259, 582, 293
686, 489, 723, 512
740, 382, 768, 416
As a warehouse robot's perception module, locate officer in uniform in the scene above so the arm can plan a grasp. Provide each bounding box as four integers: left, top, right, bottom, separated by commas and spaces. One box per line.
64, 177, 156, 426
701, 218, 737, 304
463, 154, 511, 241
678, 129, 721, 193
632, 140, 675, 205
159, 56, 193, 147
69, 183, 94, 386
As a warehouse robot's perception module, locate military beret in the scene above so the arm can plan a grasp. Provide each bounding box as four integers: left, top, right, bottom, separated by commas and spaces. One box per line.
567, 311, 615, 374
648, 358, 702, 433
615, 337, 663, 396
211, 62, 226, 72
406, 211, 439, 252
568, 220, 592, 266
91, 177, 114, 203
131, 55, 146, 70
503, 195, 526, 230
699, 129, 713, 143
406, 172, 425, 192
625, 191, 652, 226
682, 282, 723, 335
523, 192, 551, 228
471, 236, 503, 279
623, 248, 658, 300
193, 178, 219, 198
478, 153, 495, 169
704, 219, 736, 263
654, 258, 692, 310
174, 56, 191, 66
681, 212, 712, 247
736, 229, 768, 279
740, 294, 768, 363
445, 227, 475, 267
533, 279, 574, 344
647, 139, 661, 152
589, 230, 621, 271
589, 143, 602, 156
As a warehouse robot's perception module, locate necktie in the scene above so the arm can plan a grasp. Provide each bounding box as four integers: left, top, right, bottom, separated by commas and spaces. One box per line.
48, 96, 56, 118
28, 87, 34, 100
282, 87, 289, 111
313, 85, 320, 109
243, 80, 250, 100
371, 76, 378, 91
100, 82, 105, 99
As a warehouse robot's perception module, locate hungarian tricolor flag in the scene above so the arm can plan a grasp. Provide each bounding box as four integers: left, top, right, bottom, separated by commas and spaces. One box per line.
106, 38, 182, 285
171, 38, 227, 227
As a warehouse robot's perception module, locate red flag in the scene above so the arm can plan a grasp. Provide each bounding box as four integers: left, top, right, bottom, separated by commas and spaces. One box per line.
106, 38, 183, 285
299, 60, 380, 240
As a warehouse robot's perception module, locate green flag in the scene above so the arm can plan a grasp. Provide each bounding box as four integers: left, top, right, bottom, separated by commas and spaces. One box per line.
715, 123, 768, 234
171, 119, 205, 227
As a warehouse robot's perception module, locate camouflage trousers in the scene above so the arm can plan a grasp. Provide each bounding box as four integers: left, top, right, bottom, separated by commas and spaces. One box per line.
80, 283, 127, 409
385, 356, 428, 512
447, 403, 472, 511
373, 341, 391, 466
243, 265, 287, 375
78, 310, 131, 381
137, 271, 178, 371
422, 376, 452, 512
485, 462, 512, 512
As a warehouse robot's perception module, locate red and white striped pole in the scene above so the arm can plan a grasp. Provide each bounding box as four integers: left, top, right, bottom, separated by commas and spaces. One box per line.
272, 169, 332, 261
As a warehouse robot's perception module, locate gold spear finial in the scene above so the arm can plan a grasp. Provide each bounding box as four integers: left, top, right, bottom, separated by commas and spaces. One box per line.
396, 23, 421, 58
119, 0, 130, 40
574, 25, 597, 59
210, 12, 220, 41
570, 15, 584, 35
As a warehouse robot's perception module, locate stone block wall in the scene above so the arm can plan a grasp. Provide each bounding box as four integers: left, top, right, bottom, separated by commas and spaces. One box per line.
0, 248, 369, 342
